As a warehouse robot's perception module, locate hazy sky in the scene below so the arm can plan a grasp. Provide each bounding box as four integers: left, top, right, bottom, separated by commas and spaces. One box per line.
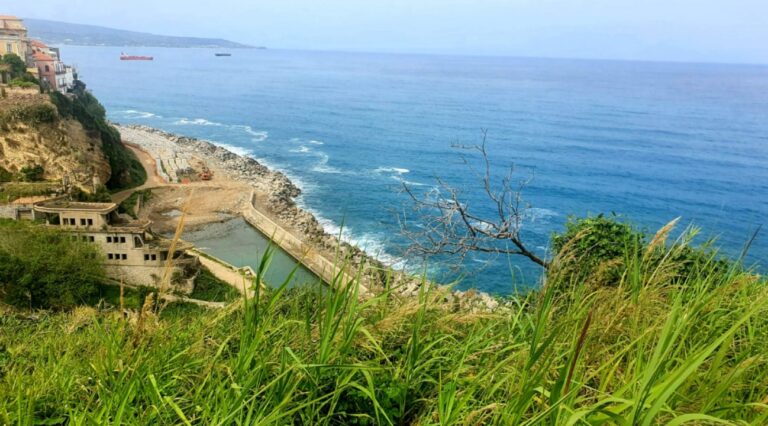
10, 0, 768, 63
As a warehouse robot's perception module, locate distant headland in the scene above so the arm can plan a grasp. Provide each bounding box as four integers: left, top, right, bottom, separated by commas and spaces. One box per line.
24, 18, 263, 49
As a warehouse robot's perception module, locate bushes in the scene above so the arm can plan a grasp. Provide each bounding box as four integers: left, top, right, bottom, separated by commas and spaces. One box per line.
550, 214, 733, 287
0, 167, 11, 183
0, 220, 104, 309
0, 54, 27, 78
0, 103, 58, 126
8, 78, 36, 88
49, 89, 146, 190
19, 165, 45, 182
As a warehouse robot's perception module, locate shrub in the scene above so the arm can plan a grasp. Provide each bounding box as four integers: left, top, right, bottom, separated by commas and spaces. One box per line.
0, 103, 58, 126
8, 78, 36, 88
0, 167, 12, 183
0, 53, 27, 78
551, 214, 643, 284
0, 220, 104, 309
19, 164, 45, 182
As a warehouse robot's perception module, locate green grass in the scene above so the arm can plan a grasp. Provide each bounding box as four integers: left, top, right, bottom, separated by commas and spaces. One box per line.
93, 284, 148, 310
0, 229, 767, 424
189, 266, 240, 302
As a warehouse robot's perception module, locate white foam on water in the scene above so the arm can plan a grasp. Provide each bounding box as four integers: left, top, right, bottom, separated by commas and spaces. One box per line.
231, 125, 268, 142
299, 204, 406, 268
311, 153, 343, 174
308, 140, 324, 145
215, 143, 254, 157
289, 145, 312, 153
523, 207, 559, 222
174, 117, 225, 126
374, 167, 410, 175
120, 109, 161, 119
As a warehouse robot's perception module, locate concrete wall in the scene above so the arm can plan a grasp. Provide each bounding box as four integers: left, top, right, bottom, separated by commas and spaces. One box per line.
0, 205, 17, 219
107, 264, 194, 294
59, 211, 109, 229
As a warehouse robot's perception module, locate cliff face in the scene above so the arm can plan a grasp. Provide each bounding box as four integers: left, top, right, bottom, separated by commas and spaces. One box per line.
0, 88, 111, 190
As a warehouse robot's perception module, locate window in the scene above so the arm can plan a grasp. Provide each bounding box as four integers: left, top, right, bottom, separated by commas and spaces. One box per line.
106, 236, 112, 243
120, 237, 126, 243
80, 218, 86, 226
144, 254, 150, 261
121, 254, 127, 260
87, 219, 93, 226
151, 254, 157, 261
5, 43, 11, 53
89, 236, 95, 242
82, 236, 88, 242
107, 253, 114, 260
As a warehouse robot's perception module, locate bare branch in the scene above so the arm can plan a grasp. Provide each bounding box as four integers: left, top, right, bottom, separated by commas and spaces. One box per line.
399, 131, 549, 271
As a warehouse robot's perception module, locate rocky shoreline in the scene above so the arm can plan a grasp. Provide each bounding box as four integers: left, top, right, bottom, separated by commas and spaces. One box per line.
121, 124, 501, 310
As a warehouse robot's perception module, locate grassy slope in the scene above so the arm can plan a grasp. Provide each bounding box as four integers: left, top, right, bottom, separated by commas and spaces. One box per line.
1, 233, 767, 425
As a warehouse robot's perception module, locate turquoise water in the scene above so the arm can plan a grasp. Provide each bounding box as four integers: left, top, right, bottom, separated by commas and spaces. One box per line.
182, 218, 320, 288
63, 46, 768, 294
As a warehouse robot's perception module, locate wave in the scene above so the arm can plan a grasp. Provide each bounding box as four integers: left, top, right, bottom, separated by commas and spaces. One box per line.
119, 109, 161, 119
215, 142, 254, 157
308, 140, 324, 145
287, 146, 345, 174
174, 117, 223, 126
374, 166, 410, 175
312, 153, 343, 174
232, 125, 268, 142
299, 205, 407, 268
523, 207, 559, 222
289, 145, 312, 154
373, 166, 426, 186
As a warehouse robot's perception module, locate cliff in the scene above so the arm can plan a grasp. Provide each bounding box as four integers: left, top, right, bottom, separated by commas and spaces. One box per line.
0, 87, 111, 190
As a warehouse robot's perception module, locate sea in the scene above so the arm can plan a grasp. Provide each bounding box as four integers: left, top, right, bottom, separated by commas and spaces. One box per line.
61, 46, 768, 294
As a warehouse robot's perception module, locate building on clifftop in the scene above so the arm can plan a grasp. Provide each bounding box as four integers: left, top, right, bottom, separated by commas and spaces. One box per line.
0, 15, 28, 59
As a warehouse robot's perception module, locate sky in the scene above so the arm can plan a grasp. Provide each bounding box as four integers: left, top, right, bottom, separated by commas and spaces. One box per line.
9, 0, 768, 63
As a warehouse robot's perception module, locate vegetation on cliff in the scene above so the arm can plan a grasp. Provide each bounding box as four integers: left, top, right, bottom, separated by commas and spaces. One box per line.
0, 216, 765, 424
0, 220, 104, 310
50, 88, 146, 190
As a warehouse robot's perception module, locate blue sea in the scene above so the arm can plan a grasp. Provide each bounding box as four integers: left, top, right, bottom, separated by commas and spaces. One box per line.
62, 46, 768, 294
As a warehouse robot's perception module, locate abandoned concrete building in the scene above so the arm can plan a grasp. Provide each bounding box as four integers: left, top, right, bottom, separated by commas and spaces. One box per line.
30, 199, 199, 292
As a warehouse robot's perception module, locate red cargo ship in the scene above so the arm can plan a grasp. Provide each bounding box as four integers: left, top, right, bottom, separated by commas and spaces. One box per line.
120, 52, 153, 60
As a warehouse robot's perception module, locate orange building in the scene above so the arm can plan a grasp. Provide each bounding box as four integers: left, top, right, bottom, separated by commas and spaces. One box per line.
32, 51, 56, 90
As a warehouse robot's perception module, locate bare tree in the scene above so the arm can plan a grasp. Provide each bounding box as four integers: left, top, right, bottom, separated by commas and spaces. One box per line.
399, 130, 550, 270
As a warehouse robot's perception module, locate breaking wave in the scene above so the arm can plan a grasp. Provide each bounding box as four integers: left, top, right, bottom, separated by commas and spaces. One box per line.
119, 109, 161, 119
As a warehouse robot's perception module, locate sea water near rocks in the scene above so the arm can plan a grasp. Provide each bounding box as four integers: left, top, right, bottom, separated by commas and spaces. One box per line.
64, 46, 768, 294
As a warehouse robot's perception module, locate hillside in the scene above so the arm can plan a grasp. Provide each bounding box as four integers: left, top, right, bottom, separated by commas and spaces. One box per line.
0, 87, 111, 191
0, 85, 146, 193
24, 18, 257, 49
